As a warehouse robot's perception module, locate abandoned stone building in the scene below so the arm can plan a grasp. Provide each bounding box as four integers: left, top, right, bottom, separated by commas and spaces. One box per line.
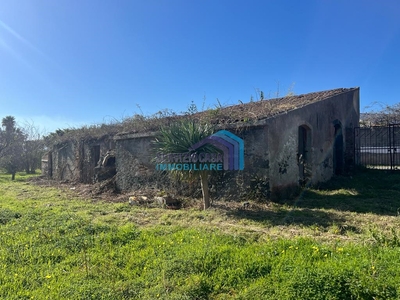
42, 134, 116, 183
43, 87, 360, 200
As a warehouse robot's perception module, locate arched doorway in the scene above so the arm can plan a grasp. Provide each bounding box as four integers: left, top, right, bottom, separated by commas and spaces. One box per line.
298, 125, 312, 184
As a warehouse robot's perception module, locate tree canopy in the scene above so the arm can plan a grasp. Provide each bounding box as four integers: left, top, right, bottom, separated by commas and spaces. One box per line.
0, 116, 45, 179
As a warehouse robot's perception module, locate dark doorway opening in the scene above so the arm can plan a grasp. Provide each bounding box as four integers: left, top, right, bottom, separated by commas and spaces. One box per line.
92, 145, 100, 167
105, 156, 116, 167
298, 125, 312, 185
333, 122, 344, 175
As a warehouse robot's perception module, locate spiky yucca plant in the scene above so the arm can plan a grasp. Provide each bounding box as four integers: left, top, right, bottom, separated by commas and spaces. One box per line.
153, 120, 217, 209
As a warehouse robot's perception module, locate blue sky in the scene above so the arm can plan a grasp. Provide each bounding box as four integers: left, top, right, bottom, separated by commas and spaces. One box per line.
1, 0, 399, 133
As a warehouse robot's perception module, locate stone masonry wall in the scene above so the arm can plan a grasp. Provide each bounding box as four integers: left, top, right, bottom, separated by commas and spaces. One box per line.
115, 126, 271, 200
114, 89, 359, 200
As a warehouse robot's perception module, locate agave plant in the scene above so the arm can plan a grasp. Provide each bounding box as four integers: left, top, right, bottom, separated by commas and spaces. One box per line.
153, 120, 217, 209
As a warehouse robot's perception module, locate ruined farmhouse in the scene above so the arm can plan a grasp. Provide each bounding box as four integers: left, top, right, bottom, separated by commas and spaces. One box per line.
43, 87, 360, 200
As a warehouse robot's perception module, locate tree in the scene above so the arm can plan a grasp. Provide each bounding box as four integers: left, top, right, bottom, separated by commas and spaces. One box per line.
361, 102, 400, 126
153, 120, 217, 209
21, 121, 46, 173
0, 116, 17, 156
2, 116, 16, 132
0, 116, 16, 155
0, 116, 26, 179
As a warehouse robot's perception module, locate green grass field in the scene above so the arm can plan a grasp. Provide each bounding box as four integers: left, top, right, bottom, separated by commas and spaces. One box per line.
1, 170, 400, 299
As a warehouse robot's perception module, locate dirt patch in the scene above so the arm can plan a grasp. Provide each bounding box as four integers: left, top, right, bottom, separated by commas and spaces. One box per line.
29, 175, 124, 201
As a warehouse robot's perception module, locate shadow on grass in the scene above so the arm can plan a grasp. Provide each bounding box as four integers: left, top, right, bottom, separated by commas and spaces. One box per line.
224, 206, 348, 229
295, 169, 400, 216
221, 169, 400, 229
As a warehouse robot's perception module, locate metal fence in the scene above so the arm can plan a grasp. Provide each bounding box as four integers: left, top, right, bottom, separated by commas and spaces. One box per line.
354, 124, 400, 170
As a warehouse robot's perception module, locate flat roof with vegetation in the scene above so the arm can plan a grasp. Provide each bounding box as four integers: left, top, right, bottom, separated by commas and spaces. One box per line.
47, 87, 358, 144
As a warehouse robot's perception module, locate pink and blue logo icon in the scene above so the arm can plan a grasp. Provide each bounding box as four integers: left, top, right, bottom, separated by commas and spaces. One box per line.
189, 130, 244, 171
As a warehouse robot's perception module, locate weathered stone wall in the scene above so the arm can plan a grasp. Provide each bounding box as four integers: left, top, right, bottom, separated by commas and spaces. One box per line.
80, 137, 115, 183
197, 126, 271, 200
51, 140, 79, 181
115, 126, 271, 200
41, 152, 51, 177
265, 88, 359, 189
49, 136, 115, 183
48, 89, 359, 200
115, 133, 156, 191
114, 133, 190, 196
114, 89, 359, 200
